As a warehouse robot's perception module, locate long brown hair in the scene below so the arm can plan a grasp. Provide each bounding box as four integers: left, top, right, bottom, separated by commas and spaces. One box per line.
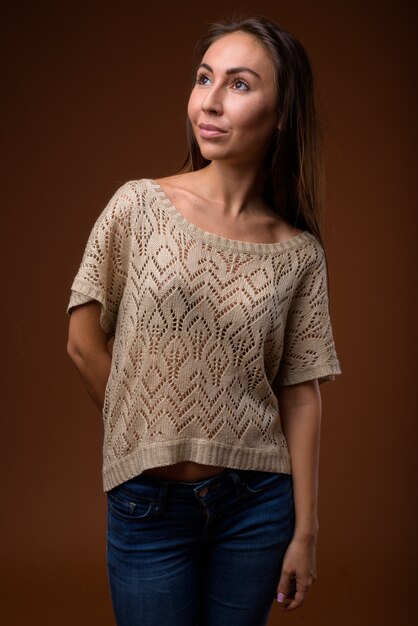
179, 14, 326, 249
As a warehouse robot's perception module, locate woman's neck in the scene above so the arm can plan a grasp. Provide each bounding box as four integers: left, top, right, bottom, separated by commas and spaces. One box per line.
188, 163, 267, 218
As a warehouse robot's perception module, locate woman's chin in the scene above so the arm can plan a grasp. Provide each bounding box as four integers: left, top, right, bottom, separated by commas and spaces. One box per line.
198, 147, 236, 163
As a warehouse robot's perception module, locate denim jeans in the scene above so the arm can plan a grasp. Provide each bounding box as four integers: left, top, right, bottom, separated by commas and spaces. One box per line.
106, 467, 295, 626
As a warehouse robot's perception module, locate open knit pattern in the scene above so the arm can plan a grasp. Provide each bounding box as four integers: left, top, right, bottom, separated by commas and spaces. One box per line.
67, 178, 341, 491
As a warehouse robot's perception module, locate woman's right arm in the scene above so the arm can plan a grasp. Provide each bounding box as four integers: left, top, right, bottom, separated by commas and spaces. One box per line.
67, 301, 113, 412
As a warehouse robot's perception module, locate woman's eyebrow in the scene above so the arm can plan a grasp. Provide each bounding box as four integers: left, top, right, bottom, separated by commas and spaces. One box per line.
198, 62, 261, 79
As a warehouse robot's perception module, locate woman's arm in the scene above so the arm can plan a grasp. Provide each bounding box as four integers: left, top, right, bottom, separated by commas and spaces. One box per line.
67, 301, 113, 411
275, 379, 322, 612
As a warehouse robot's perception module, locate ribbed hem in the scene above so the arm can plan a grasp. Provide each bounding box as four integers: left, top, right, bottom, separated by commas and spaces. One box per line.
66, 279, 115, 333
278, 362, 342, 386
102, 439, 292, 492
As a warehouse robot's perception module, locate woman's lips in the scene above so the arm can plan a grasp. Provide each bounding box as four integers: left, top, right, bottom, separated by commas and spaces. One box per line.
198, 123, 227, 138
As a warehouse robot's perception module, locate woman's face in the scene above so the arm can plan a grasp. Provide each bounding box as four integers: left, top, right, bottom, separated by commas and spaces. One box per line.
187, 31, 279, 168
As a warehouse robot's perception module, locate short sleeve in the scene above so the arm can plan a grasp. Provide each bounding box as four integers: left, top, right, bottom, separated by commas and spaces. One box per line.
276, 244, 342, 386
66, 181, 134, 334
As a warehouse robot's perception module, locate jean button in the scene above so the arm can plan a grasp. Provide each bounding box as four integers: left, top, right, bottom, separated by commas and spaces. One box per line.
198, 486, 209, 497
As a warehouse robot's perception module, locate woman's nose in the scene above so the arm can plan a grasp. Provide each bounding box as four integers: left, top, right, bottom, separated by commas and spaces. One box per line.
201, 86, 223, 115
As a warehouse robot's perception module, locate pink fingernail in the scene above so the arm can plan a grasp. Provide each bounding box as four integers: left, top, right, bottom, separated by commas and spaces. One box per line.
277, 592, 285, 603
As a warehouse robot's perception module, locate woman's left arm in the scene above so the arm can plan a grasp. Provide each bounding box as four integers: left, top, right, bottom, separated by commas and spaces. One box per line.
275, 378, 322, 612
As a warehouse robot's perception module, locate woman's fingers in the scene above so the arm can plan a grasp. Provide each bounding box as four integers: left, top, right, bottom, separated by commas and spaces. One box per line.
280, 579, 310, 611
278, 575, 313, 612
276, 569, 294, 604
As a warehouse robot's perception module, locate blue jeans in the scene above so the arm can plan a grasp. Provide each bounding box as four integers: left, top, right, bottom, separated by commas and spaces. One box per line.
106, 468, 295, 626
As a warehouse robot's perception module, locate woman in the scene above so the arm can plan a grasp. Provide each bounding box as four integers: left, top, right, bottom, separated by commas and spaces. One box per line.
67, 15, 341, 626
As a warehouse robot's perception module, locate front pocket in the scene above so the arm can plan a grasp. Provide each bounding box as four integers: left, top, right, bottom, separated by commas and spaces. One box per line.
242, 471, 288, 495
108, 491, 156, 522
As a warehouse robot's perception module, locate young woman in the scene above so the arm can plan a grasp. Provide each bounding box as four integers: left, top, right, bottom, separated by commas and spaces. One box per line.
67, 15, 341, 626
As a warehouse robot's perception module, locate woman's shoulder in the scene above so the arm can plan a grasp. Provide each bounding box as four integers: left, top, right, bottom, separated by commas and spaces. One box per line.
97, 178, 156, 226
152, 173, 197, 199
270, 218, 306, 243
151, 173, 208, 217
112, 177, 170, 208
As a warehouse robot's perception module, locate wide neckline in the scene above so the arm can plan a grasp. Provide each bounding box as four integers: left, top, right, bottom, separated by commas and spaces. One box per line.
147, 178, 314, 255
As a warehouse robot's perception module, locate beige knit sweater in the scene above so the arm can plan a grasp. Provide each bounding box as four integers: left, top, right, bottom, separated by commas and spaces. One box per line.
67, 178, 342, 492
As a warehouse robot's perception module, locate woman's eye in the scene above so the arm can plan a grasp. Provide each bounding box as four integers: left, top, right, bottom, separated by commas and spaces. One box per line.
195, 73, 210, 85
232, 79, 249, 91
195, 73, 249, 91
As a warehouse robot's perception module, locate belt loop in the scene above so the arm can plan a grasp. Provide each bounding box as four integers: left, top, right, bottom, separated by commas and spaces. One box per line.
228, 469, 245, 496
155, 481, 168, 514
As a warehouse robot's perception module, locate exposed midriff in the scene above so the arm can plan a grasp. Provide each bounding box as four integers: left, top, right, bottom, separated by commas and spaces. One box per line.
142, 461, 227, 481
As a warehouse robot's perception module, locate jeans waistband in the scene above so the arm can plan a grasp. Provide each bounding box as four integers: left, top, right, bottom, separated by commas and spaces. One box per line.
119, 467, 267, 497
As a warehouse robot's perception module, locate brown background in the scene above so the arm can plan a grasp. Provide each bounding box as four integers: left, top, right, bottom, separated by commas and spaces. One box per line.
2, 1, 417, 624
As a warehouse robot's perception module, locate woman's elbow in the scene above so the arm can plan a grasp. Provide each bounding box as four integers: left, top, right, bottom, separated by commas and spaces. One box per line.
67, 334, 86, 366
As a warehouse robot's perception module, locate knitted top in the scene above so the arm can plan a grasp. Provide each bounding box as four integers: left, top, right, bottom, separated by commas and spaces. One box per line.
67, 178, 342, 492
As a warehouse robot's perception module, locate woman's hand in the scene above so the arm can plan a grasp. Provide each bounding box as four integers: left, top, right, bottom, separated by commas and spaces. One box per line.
276, 535, 317, 612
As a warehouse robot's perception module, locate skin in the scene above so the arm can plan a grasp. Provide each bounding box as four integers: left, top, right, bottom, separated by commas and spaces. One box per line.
67, 30, 321, 613
188, 31, 280, 174
184, 30, 281, 218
